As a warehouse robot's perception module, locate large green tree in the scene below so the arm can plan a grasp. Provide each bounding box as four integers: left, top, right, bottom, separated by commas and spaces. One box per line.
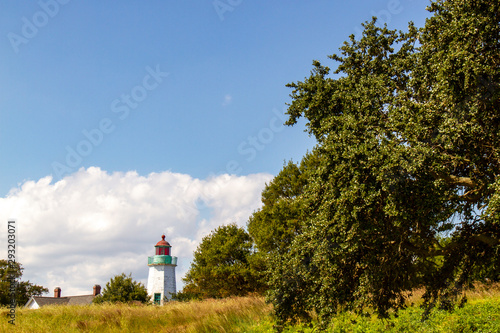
93, 273, 149, 304
181, 224, 265, 299
266, 0, 500, 326
0, 260, 48, 306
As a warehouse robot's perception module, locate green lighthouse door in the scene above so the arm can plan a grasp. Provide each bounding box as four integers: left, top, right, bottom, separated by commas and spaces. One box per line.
154, 293, 161, 305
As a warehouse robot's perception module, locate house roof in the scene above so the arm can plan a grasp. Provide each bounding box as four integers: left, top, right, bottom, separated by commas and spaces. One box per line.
67, 295, 96, 305
25, 294, 96, 308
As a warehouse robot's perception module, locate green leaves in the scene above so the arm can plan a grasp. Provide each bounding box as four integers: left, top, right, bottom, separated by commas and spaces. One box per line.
93, 273, 149, 304
248, 158, 316, 256
180, 224, 265, 300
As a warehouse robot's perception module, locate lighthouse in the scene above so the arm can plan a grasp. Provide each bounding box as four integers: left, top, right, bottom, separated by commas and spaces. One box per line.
147, 235, 177, 305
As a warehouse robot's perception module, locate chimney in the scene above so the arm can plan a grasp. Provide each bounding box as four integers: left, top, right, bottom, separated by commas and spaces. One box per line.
54, 287, 61, 298
93, 284, 101, 296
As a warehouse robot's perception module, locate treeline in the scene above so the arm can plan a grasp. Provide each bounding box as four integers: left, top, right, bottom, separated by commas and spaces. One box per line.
179, 0, 500, 328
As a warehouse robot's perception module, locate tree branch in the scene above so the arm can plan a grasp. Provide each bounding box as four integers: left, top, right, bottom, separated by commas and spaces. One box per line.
444, 175, 476, 187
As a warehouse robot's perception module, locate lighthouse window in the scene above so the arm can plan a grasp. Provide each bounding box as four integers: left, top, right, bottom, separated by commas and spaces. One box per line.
155, 247, 170, 255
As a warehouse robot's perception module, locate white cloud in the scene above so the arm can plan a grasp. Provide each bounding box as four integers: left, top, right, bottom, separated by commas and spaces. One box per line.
0, 167, 272, 296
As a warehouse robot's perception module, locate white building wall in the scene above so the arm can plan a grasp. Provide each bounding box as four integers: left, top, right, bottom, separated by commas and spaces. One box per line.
147, 264, 176, 304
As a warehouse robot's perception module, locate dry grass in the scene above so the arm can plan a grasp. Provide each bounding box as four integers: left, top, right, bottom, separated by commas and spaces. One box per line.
405, 282, 500, 306
2, 284, 499, 332
0, 295, 272, 333
466, 282, 500, 300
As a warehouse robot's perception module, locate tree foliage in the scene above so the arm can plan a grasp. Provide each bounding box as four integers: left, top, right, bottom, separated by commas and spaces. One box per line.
93, 273, 149, 304
265, 0, 500, 326
0, 260, 48, 306
180, 224, 265, 299
248, 156, 318, 255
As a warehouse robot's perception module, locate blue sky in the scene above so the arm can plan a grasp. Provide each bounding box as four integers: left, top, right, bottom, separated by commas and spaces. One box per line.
0, 1, 432, 295
0, 0, 430, 196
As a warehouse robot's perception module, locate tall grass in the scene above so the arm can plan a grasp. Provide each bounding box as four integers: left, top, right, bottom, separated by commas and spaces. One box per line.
260, 283, 500, 333
406, 282, 500, 306
1, 284, 499, 332
0, 295, 271, 332
324, 297, 500, 333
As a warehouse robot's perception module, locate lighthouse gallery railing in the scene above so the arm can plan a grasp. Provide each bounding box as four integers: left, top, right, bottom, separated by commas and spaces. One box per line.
148, 255, 178, 265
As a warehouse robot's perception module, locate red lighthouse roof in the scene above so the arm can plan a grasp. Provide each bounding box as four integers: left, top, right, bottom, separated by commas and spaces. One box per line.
155, 235, 171, 247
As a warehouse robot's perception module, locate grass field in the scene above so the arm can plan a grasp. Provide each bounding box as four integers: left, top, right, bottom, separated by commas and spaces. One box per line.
1, 296, 270, 332
1, 284, 499, 332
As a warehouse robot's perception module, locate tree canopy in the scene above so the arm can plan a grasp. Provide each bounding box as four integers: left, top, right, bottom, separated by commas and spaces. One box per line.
180, 224, 265, 299
0, 260, 48, 306
93, 273, 149, 304
263, 0, 499, 326
248, 156, 317, 255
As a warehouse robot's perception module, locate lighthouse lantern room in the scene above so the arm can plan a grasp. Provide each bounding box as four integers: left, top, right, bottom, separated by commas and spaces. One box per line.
147, 235, 177, 305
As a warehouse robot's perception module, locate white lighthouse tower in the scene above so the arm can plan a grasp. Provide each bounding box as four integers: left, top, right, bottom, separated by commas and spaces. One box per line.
147, 235, 177, 305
